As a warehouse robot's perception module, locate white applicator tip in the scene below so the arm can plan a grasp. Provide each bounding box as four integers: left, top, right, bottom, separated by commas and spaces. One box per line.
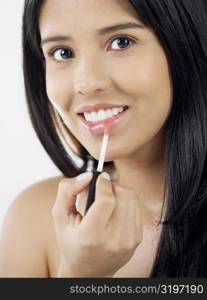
97, 122, 112, 172
104, 120, 113, 136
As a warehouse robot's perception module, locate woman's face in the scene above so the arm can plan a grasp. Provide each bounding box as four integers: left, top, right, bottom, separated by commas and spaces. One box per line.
39, 0, 172, 162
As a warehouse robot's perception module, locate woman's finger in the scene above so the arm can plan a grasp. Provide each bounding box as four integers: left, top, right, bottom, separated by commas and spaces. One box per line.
81, 172, 116, 230
108, 186, 142, 250
107, 185, 130, 242
120, 195, 140, 249
52, 172, 93, 228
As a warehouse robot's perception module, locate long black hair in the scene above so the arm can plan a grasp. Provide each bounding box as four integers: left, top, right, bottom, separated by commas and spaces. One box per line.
22, 0, 207, 276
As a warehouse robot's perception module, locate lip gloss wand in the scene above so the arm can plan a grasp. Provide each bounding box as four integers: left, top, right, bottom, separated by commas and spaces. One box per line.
84, 122, 112, 214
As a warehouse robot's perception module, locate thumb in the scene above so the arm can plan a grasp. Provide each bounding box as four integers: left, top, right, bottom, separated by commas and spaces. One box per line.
52, 172, 93, 227
95, 172, 114, 199
83, 172, 115, 227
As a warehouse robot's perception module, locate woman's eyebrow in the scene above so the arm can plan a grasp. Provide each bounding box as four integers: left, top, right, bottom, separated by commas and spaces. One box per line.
41, 22, 145, 46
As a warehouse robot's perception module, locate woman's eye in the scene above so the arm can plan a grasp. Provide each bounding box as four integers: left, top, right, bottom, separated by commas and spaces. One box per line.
109, 36, 136, 51
48, 48, 72, 62
47, 36, 136, 62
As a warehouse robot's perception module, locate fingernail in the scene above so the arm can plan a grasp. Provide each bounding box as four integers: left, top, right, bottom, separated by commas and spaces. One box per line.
76, 172, 92, 181
101, 172, 111, 181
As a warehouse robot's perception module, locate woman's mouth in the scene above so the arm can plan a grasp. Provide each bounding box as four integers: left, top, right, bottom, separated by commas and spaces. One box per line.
77, 106, 129, 136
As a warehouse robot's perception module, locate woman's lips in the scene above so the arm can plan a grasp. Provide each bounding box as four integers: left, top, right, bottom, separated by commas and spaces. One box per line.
77, 108, 129, 136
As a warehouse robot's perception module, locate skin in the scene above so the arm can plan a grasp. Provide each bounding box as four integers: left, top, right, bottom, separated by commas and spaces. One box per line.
38, 0, 173, 276
39, 0, 172, 218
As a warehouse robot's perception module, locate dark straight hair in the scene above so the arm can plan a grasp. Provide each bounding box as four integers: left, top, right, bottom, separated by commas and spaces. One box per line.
22, 0, 207, 276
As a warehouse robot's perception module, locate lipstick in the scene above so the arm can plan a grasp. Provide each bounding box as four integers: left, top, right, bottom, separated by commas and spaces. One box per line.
78, 106, 128, 136
84, 120, 113, 214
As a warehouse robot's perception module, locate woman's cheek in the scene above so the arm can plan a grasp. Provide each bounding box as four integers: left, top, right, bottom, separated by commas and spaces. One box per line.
114, 51, 172, 130
109, 52, 152, 97
45, 68, 70, 111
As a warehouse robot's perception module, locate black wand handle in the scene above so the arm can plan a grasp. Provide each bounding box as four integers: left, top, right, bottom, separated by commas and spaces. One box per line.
85, 171, 102, 214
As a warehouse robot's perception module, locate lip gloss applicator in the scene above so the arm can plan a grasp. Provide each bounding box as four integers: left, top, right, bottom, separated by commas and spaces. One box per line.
84, 121, 113, 214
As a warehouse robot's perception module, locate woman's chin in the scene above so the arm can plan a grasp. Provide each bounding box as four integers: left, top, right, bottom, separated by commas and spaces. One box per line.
88, 150, 120, 163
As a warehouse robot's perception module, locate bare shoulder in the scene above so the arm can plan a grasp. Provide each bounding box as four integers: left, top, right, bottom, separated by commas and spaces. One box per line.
0, 175, 63, 278
17, 175, 64, 210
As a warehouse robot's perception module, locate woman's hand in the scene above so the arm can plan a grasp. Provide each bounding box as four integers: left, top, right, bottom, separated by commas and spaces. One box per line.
52, 172, 143, 278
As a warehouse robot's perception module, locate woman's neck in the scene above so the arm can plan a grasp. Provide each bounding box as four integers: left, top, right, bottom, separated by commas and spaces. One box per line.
104, 131, 167, 227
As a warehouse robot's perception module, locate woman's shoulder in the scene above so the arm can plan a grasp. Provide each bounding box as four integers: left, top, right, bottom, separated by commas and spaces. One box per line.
0, 175, 64, 277
19, 175, 64, 199
19, 175, 64, 205
4, 174, 64, 226
8, 175, 65, 234
9, 175, 64, 218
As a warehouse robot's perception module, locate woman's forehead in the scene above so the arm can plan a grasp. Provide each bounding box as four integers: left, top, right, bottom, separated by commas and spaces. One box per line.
39, 0, 142, 34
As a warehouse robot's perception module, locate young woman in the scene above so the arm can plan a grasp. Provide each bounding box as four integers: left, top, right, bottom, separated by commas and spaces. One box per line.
0, 0, 207, 277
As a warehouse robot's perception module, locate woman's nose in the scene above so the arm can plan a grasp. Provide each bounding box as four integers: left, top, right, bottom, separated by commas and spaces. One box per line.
73, 57, 112, 95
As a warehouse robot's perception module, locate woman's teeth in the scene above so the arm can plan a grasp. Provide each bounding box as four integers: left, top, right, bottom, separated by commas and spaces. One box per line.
83, 107, 125, 122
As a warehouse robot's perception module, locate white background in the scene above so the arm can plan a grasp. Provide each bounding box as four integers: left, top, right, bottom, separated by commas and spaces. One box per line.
0, 2, 61, 230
